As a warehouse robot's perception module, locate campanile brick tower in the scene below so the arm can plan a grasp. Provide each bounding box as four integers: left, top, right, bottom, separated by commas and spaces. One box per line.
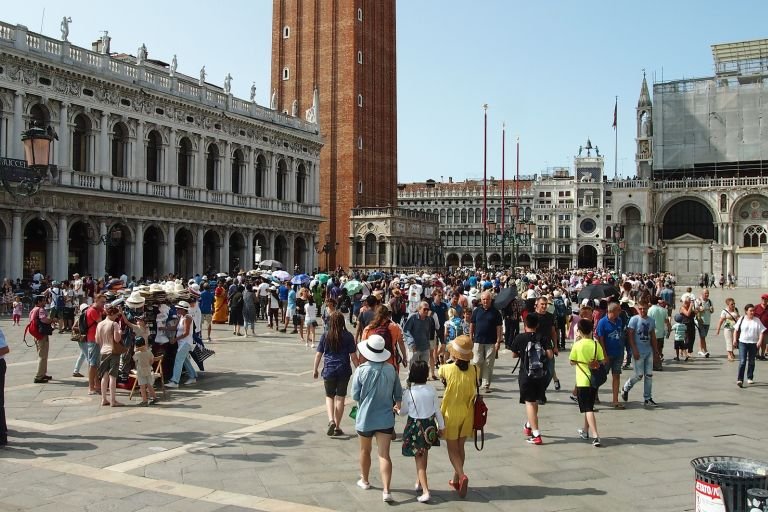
271, 0, 397, 271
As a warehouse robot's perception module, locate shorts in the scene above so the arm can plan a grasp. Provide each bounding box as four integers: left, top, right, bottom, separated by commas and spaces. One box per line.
62, 307, 75, 321
606, 356, 623, 375
279, 300, 287, 311
697, 323, 710, 338
86, 342, 100, 367
436, 330, 446, 345
305, 318, 318, 328
50, 308, 62, 319
518, 378, 547, 404
97, 352, 120, 378
136, 374, 154, 386
286, 307, 296, 319
357, 427, 395, 438
429, 338, 437, 350
576, 386, 597, 413
323, 375, 351, 397
411, 349, 430, 363
673, 337, 686, 350
202, 313, 213, 326
294, 314, 305, 326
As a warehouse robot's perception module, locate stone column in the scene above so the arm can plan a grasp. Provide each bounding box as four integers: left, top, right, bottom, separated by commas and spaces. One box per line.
165, 127, 177, 184
165, 223, 176, 276
57, 216, 69, 280
221, 141, 231, 192
246, 230, 254, 269
134, 220, 144, 280
58, 102, 70, 170
268, 231, 277, 261
246, 148, 255, 196
11, 212, 23, 279
97, 220, 108, 277
12, 92, 25, 159
99, 111, 110, 174
221, 228, 230, 273
286, 234, 295, 271
197, 135, 207, 189
195, 226, 204, 274
133, 120, 145, 180
385, 240, 392, 269
270, 154, 278, 198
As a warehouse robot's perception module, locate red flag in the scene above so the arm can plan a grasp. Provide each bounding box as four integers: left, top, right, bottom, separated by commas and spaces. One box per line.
612, 99, 617, 130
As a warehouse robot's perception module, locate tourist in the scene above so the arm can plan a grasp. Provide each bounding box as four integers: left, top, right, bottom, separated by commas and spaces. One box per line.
131, 337, 158, 406
199, 283, 214, 342
351, 334, 403, 503
212, 280, 228, 324
438, 334, 476, 498
621, 301, 659, 407
165, 301, 197, 388
229, 285, 245, 336
753, 293, 768, 360
715, 298, 739, 361
569, 319, 603, 447
470, 291, 503, 393
305, 295, 318, 348
595, 302, 626, 408
242, 284, 256, 336
695, 289, 713, 357
0, 325, 9, 447
733, 304, 766, 388
394, 360, 445, 503
679, 295, 696, 358
97, 304, 125, 407
30, 295, 53, 384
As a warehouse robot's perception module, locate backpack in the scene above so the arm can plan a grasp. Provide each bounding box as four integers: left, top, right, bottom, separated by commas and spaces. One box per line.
526, 334, 547, 380
52, 289, 65, 309
553, 297, 567, 319
26, 306, 52, 341
371, 320, 398, 365
77, 308, 91, 342
473, 366, 488, 451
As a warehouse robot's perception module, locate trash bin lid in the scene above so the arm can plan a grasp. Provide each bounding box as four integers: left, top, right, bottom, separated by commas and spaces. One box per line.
692, 456, 768, 478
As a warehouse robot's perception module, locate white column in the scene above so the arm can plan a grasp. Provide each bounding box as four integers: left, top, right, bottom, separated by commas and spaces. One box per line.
286, 234, 295, 271
221, 229, 230, 273
11, 212, 23, 279
99, 111, 110, 174
166, 127, 177, 184
12, 92, 25, 159
133, 120, 144, 180
246, 147, 255, 196
97, 220, 107, 277
195, 226, 204, 274
166, 223, 176, 276
246, 230, 254, 269
134, 221, 144, 280
270, 155, 278, 198
57, 216, 69, 280
58, 102, 70, 169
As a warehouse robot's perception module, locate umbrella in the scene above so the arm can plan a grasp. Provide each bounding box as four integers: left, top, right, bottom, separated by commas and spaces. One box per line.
273, 270, 291, 281
493, 287, 517, 310
316, 273, 330, 285
367, 271, 384, 282
216, 272, 228, 278
344, 279, 363, 295
258, 259, 284, 270
291, 273, 310, 285
577, 284, 620, 302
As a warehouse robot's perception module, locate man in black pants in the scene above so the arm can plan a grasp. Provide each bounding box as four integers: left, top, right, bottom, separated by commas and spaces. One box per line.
0, 326, 9, 447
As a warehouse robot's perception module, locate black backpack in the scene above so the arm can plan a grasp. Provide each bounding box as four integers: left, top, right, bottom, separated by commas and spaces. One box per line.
526, 334, 547, 380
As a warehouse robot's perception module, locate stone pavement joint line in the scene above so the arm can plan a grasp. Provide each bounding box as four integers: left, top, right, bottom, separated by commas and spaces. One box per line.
105, 403, 329, 473
5, 457, 335, 512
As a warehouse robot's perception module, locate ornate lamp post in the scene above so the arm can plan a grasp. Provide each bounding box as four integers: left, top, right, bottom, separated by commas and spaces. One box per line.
603, 223, 625, 271
1, 122, 58, 198
512, 217, 534, 269
314, 234, 338, 272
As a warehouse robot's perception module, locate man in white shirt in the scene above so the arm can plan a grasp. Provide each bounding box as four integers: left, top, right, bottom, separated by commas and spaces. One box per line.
72, 273, 84, 304
257, 279, 270, 321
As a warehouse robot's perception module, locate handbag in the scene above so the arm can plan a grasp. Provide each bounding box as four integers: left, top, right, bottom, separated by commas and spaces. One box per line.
472, 366, 488, 451
408, 388, 440, 447
577, 341, 607, 389
192, 343, 216, 362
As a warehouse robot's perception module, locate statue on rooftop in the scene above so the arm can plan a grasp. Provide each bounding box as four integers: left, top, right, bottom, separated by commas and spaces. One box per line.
224, 73, 232, 94
101, 31, 111, 54
137, 44, 147, 64
170, 54, 177, 76
250, 82, 256, 102
270, 89, 277, 110
60, 17, 72, 42
199, 65, 206, 86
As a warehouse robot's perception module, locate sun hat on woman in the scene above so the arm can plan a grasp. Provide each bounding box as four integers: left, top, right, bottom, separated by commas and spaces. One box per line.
357, 334, 391, 363
447, 334, 474, 361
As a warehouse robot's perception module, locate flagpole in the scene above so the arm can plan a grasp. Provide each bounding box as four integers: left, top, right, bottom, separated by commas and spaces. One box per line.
501, 122, 506, 268
614, 96, 618, 179
483, 104, 488, 270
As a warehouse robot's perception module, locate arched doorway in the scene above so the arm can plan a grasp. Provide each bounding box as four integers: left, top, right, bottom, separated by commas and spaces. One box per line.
620, 206, 644, 272
294, 237, 307, 273
68, 221, 93, 277
274, 235, 288, 266
105, 222, 130, 277
460, 254, 473, 267
661, 199, 715, 284
446, 253, 460, 270
488, 253, 501, 269
229, 231, 245, 273
175, 229, 194, 278
24, 218, 50, 278
203, 230, 220, 274
517, 253, 532, 268
577, 245, 598, 269
143, 226, 164, 280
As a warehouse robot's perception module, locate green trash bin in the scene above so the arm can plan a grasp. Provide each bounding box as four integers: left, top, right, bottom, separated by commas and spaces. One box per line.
691, 456, 768, 512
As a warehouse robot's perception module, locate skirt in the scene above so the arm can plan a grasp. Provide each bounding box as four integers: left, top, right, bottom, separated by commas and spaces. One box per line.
401, 416, 440, 457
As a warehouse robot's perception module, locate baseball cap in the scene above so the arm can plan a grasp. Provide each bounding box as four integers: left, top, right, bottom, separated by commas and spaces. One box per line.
761, 293, 768, 300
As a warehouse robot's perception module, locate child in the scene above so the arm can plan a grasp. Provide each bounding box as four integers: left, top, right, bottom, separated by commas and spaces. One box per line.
394, 360, 445, 503
569, 318, 603, 447
442, 307, 461, 362
132, 338, 158, 406
12, 298, 22, 326
672, 313, 688, 361
305, 295, 318, 348
321, 297, 337, 333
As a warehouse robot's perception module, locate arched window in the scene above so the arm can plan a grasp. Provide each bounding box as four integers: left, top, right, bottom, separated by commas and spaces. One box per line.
468, 208, 475, 224
255, 154, 265, 197
232, 149, 244, 194
276, 158, 287, 200
461, 209, 467, 223
296, 163, 307, 203
29, 104, 50, 127
440, 209, 446, 224
146, 130, 162, 182
743, 225, 768, 247
206, 143, 219, 191
177, 137, 192, 187
365, 233, 377, 256
72, 114, 91, 172
111, 123, 128, 177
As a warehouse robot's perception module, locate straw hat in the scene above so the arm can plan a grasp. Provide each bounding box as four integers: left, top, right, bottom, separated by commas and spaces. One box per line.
126, 291, 146, 308
149, 283, 164, 294
188, 283, 201, 296
173, 281, 186, 294
175, 300, 191, 311
447, 335, 474, 362
357, 334, 391, 363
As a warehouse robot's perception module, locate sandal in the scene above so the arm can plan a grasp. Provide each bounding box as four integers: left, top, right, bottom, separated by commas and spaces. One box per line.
611, 403, 625, 409
458, 474, 469, 498
449, 479, 459, 490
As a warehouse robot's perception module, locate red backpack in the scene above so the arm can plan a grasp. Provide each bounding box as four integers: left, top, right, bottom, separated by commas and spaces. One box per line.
26, 306, 43, 341
370, 320, 399, 367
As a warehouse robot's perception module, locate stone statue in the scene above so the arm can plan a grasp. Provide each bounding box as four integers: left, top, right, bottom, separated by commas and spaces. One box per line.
291, 99, 298, 116
101, 31, 111, 54
224, 73, 232, 94
305, 87, 319, 124
578, 145, 583, 156
640, 111, 651, 137
270, 88, 277, 110
170, 54, 177, 76
60, 17, 72, 42
199, 65, 206, 86
137, 43, 147, 64
250, 82, 256, 102
595, 145, 600, 157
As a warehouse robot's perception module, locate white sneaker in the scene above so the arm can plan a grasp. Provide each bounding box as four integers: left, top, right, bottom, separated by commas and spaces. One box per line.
382, 492, 393, 503
356, 478, 371, 490
184, 378, 197, 385
747, 379, 755, 385
697, 351, 706, 357
165, 381, 178, 388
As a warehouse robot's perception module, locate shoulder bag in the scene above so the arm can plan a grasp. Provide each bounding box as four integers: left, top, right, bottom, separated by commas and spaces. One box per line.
408, 388, 440, 447
577, 341, 607, 389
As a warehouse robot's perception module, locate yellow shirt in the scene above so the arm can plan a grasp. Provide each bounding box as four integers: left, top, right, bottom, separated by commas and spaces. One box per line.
569, 337, 605, 388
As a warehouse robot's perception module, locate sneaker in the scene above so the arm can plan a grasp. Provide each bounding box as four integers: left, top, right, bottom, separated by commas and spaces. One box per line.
526, 435, 543, 445
356, 478, 371, 490
165, 381, 179, 388
592, 437, 602, 447
704, 352, 710, 358
416, 493, 430, 503
382, 492, 393, 503
577, 428, 589, 440
523, 424, 532, 437
622, 363, 631, 370
621, 389, 628, 402
72, 372, 84, 378
184, 378, 197, 385
737, 380, 743, 388
137, 401, 149, 407
747, 379, 755, 385
644, 399, 659, 407
697, 351, 706, 357
327, 421, 336, 436
554, 379, 561, 391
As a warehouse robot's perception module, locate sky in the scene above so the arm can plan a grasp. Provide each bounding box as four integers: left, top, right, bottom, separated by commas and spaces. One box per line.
4, 1, 768, 181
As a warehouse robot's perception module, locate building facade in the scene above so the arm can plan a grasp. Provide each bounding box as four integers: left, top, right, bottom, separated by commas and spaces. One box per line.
0, 21, 323, 281
271, 0, 398, 270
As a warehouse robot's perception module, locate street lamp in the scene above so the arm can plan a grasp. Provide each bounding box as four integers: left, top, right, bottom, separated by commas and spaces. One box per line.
1, 121, 58, 198
87, 224, 123, 246
314, 234, 338, 272
603, 224, 625, 271
511, 217, 533, 269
